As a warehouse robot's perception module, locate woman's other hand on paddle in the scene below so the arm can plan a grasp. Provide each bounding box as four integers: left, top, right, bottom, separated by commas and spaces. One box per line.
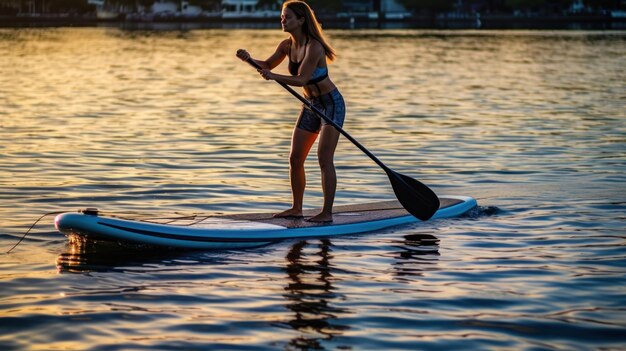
258, 68, 274, 81
236, 49, 250, 61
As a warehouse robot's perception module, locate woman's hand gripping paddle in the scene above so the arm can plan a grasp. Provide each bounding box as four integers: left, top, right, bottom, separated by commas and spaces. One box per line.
245, 58, 440, 220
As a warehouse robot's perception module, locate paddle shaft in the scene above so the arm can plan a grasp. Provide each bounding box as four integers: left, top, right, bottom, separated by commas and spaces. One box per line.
245, 58, 389, 172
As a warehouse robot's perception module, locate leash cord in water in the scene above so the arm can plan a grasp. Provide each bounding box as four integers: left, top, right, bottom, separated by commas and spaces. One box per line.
5, 211, 66, 254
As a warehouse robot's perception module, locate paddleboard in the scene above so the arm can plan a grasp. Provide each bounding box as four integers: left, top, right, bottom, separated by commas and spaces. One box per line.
54, 195, 476, 250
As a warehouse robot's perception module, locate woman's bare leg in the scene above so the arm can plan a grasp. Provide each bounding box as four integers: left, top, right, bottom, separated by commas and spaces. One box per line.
274, 127, 318, 218
308, 124, 340, 222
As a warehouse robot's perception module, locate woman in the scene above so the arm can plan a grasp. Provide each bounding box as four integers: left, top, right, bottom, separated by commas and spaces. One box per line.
236, 0, 345, 223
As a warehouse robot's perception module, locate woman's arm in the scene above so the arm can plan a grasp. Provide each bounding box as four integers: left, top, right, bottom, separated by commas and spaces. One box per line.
260, 40, 325, 87
236, 39, 289, 70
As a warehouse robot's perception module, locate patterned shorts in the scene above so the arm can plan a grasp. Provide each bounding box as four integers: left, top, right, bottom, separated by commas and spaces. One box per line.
296, 88, 346, 133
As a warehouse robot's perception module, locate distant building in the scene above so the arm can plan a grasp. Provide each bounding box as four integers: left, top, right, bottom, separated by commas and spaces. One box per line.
3, 0, 622, 18
381, 0, 410, 18
570, 0, 586, 13
222, 0, 280, 17
87, 0, 218, 17
341, 0, 410, 19
222, 0, 257, 14
152, 0, 178, 15
386, 0, 408, 12
220, 0, 409, 18
342, 0, 372, 13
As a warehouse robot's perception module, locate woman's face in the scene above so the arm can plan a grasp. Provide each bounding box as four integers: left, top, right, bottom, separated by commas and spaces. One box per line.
281, 7, 304, 33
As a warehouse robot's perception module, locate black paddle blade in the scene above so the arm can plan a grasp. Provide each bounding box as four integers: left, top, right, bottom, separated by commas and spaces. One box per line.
387, 169, 440, 221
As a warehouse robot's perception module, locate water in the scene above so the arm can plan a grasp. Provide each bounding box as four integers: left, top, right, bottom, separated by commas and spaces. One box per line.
1, 28, 625, 350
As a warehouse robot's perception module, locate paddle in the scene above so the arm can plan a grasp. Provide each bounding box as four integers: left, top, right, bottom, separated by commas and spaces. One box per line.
245, 58, 440, 220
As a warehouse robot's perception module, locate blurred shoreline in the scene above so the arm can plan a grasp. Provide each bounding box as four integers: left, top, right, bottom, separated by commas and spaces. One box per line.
2, 14, 625, 30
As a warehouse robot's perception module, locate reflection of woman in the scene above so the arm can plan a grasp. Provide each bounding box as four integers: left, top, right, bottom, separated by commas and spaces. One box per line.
393, 234, 440, 279
283, 240, 348, 348
236, 0, 345, 223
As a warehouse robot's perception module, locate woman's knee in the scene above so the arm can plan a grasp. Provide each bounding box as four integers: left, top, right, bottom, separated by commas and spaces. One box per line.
317, 153, 334, 170
289, 153, 306, 168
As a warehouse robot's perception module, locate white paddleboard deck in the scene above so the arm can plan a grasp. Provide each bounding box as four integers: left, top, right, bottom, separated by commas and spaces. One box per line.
55, 195, 477, 250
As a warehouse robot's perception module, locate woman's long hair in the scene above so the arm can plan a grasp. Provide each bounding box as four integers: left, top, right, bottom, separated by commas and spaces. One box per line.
283, 0, 336, 62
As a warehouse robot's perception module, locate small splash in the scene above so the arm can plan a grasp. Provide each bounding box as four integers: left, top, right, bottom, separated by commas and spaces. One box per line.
463, 205, 501, 219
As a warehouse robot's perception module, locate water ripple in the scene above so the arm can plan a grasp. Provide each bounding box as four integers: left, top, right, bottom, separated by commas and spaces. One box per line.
0, 28, 625, 350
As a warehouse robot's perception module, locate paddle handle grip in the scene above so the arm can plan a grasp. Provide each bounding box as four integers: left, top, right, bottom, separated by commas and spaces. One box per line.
245, 58, 388, 171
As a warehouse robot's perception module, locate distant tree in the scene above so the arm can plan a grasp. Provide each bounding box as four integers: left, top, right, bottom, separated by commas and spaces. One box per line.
48, 0, 94, 13
305, 0, 343, 13
137, 0, 154, 11
0, 0, 19, 15
503, 0, 584, 13
188, 0, 220, 11
108, 0, 138, 12
586, 0, 625, 10
254, 0, 343, 13
505, 0, 546, 12
397, 0, 455, 15
373, 0, 381, 12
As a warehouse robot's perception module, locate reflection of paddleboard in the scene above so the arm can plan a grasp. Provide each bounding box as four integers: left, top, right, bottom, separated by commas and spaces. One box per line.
55, 195, 476, 250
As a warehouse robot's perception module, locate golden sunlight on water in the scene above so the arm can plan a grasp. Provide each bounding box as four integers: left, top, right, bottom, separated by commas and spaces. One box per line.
0, 28, 624, 219
0, 28, 625, 350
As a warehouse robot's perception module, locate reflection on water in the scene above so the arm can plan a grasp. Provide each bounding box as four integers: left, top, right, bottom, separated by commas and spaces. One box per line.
283, 240, 349, 350
56, 234, 189, 273
393, 233, 440, 279
1, 28, 625, 350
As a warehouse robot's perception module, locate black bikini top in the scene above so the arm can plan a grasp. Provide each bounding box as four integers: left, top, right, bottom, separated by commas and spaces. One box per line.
288, 37, 328, 85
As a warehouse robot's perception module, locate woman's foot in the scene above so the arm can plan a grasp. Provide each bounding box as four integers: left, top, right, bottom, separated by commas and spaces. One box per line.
273, 208, 303, 218
306, 212, 333, 223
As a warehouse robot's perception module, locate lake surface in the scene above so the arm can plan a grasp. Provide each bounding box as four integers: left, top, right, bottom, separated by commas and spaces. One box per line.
1, 28, 625, 350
